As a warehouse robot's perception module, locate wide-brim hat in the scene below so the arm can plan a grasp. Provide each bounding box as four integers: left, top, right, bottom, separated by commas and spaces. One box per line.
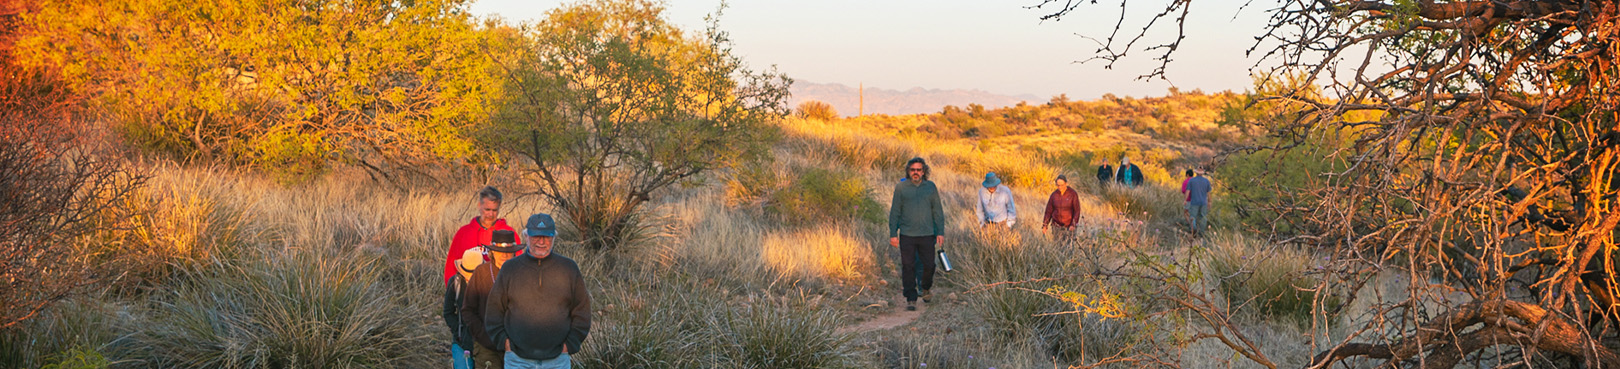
485, 229, 523, 253
457, 248, 483, 275
982, 172, 1001, 188
525, 213, 558, 238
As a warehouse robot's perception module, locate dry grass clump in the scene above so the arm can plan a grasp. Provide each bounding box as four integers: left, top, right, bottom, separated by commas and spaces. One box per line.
866, 329, 1051, 369
779, 118, 915, 171
1207, 234, 1339, 326
763, 227, 877, 283
130, 249, 433, 369
579, 281, 857, 369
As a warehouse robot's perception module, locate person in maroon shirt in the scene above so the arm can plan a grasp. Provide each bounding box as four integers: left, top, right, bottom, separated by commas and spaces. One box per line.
444, 186, 518, 284
1043, 175, 1081, 244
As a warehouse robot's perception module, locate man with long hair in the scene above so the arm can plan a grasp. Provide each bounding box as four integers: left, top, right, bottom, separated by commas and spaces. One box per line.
889, 157, 946, 311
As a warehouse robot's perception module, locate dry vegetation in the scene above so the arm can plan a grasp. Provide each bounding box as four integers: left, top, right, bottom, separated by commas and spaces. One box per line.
3, 96, 1375, 369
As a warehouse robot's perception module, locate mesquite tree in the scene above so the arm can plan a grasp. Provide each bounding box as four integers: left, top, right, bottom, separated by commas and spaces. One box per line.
1034, 0, 1620, 367
487, 0, 789, 251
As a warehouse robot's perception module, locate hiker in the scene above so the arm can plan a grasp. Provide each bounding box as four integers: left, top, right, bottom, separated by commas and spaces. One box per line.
486, 213, 592, 369
889, 157, 946, 312
463, 229, 523, 369
975, 172, 1017, 229
1115, 157, 1145, 188
1184, 169, 1213, 236
1096, 161, 1114, 188
445, 187, 518, 283
444, 248, 483, 369
1042, 175, 1081, 242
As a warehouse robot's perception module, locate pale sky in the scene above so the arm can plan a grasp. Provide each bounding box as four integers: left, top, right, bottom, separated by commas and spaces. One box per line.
466, 0, 1280, 100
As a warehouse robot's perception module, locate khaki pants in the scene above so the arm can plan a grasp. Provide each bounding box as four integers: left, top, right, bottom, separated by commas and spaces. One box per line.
472, 344, 505, 369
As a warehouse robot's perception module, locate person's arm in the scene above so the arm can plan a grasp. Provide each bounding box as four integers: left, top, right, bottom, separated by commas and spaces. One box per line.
929, 185, 946, 237
566, 265, 592, 355
889, 185, 904, 238
1043, 193, 1055, 228
1004, 188, 1017, 222
484, 268, 510, 351
442, 278, 459, 339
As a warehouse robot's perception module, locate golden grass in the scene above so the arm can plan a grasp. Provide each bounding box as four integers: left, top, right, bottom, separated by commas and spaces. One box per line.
762, 227, 876, 282
13, 113, 1334, 369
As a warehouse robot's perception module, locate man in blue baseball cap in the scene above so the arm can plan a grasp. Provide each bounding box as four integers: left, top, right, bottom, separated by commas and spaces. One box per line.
486, 213, 593, 369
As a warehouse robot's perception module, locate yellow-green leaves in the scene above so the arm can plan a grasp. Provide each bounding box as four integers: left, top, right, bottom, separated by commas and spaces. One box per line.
16, 0, 503, 182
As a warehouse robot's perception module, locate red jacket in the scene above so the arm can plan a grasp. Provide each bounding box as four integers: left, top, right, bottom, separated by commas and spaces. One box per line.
444, 217, 516, 284
1043, 187, 1081, 228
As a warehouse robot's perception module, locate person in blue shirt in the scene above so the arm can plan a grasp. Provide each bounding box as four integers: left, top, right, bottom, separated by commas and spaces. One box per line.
976, 172, 1017, 228
1183, 169, 1213, 236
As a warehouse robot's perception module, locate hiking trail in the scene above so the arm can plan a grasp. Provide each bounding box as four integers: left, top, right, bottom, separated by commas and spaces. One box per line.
838, 302, 927, 334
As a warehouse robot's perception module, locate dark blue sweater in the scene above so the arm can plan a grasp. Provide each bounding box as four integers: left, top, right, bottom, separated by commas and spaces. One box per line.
485, 252, 592, 361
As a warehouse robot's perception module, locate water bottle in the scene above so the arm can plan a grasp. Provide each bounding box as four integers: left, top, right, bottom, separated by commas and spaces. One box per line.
937, 249, 954, 272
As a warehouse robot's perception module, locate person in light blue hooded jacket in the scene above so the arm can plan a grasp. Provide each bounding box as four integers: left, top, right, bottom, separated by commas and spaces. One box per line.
976, 172, 1017, 228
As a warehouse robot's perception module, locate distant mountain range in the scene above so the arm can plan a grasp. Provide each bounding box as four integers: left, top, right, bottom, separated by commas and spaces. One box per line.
788, 81, 1044, 117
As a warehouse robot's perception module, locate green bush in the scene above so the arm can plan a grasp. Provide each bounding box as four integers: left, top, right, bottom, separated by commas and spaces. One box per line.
768, 167, 882, 224
1217, 131, 1350, 231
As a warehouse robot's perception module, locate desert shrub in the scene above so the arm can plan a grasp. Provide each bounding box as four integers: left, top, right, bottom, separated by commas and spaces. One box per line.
795, 100, 840, 121
768, 167, 882, 224
725, 161, 782, 208
956, 231, 1150, 364
1217, 132, 1349, 232
132, 250, 433, 368
1207, 235, 1338, 326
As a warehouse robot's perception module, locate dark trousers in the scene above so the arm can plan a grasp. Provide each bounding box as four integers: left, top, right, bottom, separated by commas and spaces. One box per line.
898, 235, 937, 302
473, 343, 505, 369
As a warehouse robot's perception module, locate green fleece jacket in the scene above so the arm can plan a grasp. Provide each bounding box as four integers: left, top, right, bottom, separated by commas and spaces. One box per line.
889, 179, 946, 237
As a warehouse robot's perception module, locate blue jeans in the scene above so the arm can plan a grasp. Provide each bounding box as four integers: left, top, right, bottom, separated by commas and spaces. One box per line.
1186, 202, 1208, 233
451, 343, 473, 369
505, 351, 570, 369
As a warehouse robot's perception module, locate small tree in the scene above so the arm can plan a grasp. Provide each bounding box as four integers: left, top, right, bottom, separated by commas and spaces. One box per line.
487, 0, 790, 250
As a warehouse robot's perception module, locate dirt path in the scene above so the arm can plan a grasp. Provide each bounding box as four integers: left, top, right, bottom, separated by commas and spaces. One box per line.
838, 303, 928, 334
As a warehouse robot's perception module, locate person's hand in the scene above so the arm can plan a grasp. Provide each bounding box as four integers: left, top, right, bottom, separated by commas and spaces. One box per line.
563, 343, 569, 352
505, 340, 510, 351
890, 237, 899, 248
1042, 224, 1048, 232
936, 235, 943, 244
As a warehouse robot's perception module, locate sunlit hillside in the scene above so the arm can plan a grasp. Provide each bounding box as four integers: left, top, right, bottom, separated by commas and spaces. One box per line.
5, 93, 1356, 368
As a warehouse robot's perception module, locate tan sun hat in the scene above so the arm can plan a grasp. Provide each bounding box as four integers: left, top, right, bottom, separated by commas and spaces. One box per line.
457, 248, 483, 279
